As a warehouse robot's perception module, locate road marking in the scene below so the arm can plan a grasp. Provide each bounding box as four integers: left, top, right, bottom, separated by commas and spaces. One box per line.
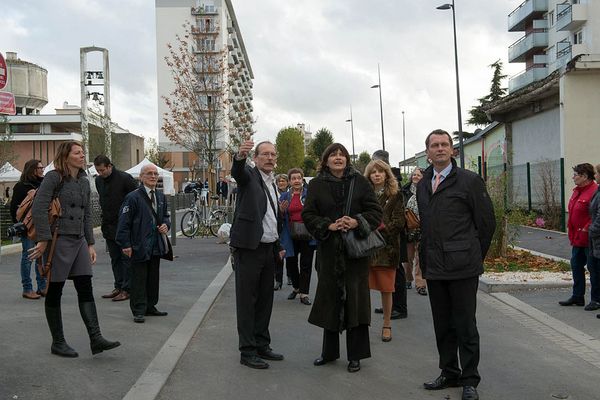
122, 258, 233, 400
479, 292, 600, 369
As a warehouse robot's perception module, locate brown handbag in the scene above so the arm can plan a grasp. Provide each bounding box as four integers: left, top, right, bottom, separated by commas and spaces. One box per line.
405, 208, 420, 230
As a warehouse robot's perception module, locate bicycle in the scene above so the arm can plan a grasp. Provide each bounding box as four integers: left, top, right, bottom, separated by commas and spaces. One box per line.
180, 190, 229, 237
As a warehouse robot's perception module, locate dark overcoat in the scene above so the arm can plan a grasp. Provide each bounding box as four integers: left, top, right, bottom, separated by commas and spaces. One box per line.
369, 190, 405, 268
302, 168, 382, 332
416, 159, 496, 280
588, 187, 600, 258
95, 168, 138, 240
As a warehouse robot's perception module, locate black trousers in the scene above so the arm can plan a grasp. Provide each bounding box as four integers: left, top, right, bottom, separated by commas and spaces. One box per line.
321, 325, 371, 361
234, 243, 275, 355
106, 239, 131, 291
130, 256, 161, 316
287, 240, 314, 294
427, 277, 480, 387
392, 262, 407, 313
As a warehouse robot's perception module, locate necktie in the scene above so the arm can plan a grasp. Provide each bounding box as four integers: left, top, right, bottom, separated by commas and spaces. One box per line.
150, 190, 156, 212
433, 173, 441, 193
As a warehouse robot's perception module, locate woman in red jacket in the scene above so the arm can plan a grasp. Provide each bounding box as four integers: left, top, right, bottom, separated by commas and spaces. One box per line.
559, 163, 599, 310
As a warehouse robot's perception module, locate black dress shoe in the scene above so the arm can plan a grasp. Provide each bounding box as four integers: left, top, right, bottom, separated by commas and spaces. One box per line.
374, 307, 383, 314
313, 357, 332, 366
287, 291, 299, 300
300, 296, 311, 305
133, 315, 145, 323
240, 355, 269, 369
584, 301, 600, 311
347, 360, 360, 372
287, 278, 293, 285
257, 348, 284, 361
558, 297, 584, 306
274, 281, 282, 291
462, 386, 479, 400
423, 375, 460, 390
390, 310, 407, 320
145, 308, 168, 316
597, 313, 600, 319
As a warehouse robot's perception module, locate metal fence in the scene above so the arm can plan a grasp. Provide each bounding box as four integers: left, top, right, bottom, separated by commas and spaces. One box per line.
480, 158, 565, 231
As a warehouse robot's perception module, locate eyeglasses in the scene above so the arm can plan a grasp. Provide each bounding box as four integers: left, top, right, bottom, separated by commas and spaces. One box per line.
258, 152, 277, 158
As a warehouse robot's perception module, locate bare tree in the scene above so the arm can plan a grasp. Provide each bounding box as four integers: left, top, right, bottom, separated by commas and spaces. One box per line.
162, 21, 235, 192
0, 116, 16, 168
534, 159, 561, 230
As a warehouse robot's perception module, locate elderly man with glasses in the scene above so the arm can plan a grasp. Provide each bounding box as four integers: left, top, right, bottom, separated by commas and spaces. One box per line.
230, 139, 285, 369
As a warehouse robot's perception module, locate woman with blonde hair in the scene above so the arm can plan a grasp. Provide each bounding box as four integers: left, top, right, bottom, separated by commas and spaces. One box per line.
364, 160, 405, 342
404, 167, 427, 295
30, 141, 120, 358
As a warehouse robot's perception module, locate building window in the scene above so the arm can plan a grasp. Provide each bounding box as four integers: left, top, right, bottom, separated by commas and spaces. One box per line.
574, 30, 583, 44
548, 10, 554, 26
136, 149, 140, 164
12, 124, 41, 133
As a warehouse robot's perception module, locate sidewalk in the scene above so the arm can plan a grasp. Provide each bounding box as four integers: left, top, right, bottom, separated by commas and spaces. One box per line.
156, 277, 600, 400
0, 235, 230, 400
514, 225, 571, 260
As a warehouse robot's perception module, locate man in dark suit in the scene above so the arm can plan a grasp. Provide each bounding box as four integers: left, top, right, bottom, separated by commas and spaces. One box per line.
216, 176, 228, 205
230, 139, 284, 369
116, 164, 172, 324
94, 155, 138, 302
417, 130, 495, 400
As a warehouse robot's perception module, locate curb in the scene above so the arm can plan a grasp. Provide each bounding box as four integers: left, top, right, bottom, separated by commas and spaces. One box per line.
479, 246, 572, 293
122, 257, 233, 400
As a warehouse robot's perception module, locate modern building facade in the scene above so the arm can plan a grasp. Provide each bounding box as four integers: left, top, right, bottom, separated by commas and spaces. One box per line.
155, 0, 254, 191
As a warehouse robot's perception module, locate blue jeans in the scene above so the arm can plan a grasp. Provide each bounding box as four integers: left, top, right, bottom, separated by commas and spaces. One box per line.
20, 237, 46, 293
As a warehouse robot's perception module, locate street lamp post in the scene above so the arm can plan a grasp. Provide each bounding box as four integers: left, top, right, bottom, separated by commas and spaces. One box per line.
371, 64, 385, 151
402, 110, 406, 173
345, 106, 356, 162
437, 0, 465, 168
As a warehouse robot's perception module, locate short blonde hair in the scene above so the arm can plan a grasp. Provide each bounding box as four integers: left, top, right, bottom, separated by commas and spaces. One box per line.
364, 159, 398, 197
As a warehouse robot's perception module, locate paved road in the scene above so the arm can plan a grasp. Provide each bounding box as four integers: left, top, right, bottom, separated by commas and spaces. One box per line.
515, 225, 571, 260
0, 234, 230, 400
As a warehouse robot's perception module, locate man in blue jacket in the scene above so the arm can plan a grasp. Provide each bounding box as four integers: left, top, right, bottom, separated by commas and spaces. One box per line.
116, 164, 171, 323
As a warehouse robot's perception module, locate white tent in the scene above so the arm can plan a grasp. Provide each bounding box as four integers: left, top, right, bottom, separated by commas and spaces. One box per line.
126, 158, 175, 195
44, 162, 98, 177
0, 162, 22, 183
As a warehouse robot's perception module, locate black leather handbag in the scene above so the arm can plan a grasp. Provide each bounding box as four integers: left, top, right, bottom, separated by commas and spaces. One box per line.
341, 177, 385, 259
290, 221, 313, 241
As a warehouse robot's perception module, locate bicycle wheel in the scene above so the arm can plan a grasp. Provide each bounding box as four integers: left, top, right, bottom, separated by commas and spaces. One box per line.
181, 210, 201, 238
208, 210, 226, 237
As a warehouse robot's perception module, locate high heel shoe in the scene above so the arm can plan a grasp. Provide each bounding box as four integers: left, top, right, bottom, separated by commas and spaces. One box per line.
381, 326, 392, 342
273, 281, 282, 291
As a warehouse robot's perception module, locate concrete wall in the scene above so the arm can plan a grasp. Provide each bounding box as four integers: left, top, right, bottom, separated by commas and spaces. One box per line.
511, 107, 560, 166
561, 70, 600, 195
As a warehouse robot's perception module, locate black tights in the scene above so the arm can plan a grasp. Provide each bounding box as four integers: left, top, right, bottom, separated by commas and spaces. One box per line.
45, 275, 94, 307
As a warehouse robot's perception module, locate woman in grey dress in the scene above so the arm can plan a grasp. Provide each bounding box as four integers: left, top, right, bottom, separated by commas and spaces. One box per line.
30, 141, 120, 358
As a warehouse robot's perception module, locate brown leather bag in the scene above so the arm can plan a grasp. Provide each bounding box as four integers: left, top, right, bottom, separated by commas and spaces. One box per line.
405, 208, 420, 230
16, 189, 62, 241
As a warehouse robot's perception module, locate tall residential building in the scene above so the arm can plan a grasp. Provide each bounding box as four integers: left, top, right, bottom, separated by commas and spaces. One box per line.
508, 0, 600, 92
155, 0, 254, 190
482, 0, 600, 203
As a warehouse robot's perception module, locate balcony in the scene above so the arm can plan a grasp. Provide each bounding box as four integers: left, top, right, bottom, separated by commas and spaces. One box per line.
556, 3, 587, 32
508, 0, 548, 32
191, 6, 218, 15
508, 65, 548, 93
508, 30, 548, 63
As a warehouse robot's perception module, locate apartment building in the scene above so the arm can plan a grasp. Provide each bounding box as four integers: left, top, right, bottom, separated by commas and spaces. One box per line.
155, 0, 254, 190
484, 0, 600, 197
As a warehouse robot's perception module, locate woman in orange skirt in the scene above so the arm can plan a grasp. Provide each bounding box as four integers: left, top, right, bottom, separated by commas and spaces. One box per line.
364, 160, 405, 342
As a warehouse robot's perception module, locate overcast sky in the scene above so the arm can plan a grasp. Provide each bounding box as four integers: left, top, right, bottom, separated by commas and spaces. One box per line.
3, 0, 526, 166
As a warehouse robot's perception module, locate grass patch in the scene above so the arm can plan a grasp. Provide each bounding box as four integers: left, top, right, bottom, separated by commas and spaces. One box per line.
484, 248, 570, 273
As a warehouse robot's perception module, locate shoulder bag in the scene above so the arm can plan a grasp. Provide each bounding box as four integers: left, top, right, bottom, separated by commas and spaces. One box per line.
341, 177, 386, 259
405, 209, 420, 230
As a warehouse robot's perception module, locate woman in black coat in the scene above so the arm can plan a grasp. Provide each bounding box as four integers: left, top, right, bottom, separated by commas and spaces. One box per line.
10, 159, 45, 299
302, 143, 382, 373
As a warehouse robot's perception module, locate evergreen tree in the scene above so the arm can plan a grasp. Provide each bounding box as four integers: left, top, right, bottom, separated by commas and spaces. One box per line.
355, 151, 371, 174
309, 127, 334, 161
468, 60, 507, 126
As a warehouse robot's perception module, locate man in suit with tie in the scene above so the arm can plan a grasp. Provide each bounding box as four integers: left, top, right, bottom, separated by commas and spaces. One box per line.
417, 130, 495, 400
116, 164, 171, 324
230, 139, 285, 369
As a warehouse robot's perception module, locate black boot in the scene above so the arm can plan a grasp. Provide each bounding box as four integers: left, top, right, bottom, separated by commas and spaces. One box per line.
78, 302, 121, 355
45, 305, 78, 358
